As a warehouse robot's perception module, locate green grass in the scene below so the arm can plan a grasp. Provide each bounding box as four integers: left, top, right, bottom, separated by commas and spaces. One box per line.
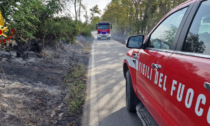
65, 64, 86, 116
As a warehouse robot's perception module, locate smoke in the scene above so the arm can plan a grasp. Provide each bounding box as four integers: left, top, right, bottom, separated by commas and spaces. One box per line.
110, 24, 130, 44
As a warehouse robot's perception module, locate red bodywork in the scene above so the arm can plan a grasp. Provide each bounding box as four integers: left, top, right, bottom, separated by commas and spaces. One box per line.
123, 0, 210, 125
97, 29, 110, 34
96, 22, 112, 39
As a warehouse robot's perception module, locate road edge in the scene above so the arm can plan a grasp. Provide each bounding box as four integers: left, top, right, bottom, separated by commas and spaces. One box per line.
82, 40, 99, 126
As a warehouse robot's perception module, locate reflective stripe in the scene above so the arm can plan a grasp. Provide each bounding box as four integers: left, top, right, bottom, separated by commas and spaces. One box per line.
125, 55, 138, 71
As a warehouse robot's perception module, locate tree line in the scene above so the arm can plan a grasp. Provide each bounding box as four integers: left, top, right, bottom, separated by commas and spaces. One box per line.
102, 0, 187, 38
0, 0, 93, 57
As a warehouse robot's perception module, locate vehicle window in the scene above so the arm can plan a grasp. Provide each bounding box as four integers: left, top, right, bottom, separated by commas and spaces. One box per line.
98, 25, 109, 29
182, 1, 210, 55
148, 8, 188, 50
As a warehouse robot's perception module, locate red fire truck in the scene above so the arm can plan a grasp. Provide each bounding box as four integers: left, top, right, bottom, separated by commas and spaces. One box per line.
123, 0, 210, 125
96, 22, 112, 40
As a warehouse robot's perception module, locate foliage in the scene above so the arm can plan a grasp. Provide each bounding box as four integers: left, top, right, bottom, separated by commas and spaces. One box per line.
81, 23, 92, 37
43, 17, 80, 44
102, 0, 187, 37
89, 16, 101, 30
0, 0, 92, 47
65, 63, 86, 116
90, 5, 101, 20
89, 5, 102, 31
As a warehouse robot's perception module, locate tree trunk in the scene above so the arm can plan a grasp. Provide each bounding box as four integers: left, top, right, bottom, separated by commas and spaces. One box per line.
78, 0, 82, 21
74, 0, 77, 21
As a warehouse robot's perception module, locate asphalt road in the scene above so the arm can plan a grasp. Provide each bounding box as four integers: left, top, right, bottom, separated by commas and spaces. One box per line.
82, 32, 142, 126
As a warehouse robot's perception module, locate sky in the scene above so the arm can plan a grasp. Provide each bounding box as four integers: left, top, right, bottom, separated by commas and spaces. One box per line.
69, 0, 112, 22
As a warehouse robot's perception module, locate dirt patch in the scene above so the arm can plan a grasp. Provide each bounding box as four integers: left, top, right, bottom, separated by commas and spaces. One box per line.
0, 36, 92, 126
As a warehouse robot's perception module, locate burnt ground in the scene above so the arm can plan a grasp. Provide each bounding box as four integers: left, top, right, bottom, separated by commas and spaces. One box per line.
0, 36, 92, 126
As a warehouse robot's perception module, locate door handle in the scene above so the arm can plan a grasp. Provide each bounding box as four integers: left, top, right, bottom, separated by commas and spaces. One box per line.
204, 82, 210, 90
152, 63, 161, 69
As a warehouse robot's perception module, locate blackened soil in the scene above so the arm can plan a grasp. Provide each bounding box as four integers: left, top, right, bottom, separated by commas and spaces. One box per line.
0, 37, 91, 126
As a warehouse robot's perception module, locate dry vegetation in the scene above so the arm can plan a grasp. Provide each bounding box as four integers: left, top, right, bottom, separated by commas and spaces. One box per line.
0, 36, 92, 126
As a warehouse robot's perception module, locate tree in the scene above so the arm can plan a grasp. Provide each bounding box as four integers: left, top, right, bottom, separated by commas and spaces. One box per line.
78, 0, 82, 21
0, 0, 92, 58
102, 0, 187, 38
90, 5, 101, 20
90, 16, 101, 30
73, 0, 78, 21
83, 5, 89, 24
70, 0, 86, 21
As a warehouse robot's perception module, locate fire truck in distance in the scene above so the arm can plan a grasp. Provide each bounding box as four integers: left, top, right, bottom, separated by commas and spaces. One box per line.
96, 22, 112, 40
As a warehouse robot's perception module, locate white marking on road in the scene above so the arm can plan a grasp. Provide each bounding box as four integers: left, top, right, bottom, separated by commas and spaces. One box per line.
89, 41, 99, 126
